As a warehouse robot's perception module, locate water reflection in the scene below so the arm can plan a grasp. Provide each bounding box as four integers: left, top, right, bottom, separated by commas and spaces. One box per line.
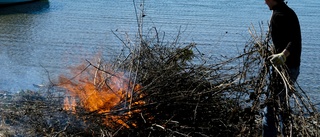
0, 0, 50, 92
0, 0, 50, 15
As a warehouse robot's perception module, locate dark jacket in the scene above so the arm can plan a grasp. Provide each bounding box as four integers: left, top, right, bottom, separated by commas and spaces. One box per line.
270, 2, 302, 68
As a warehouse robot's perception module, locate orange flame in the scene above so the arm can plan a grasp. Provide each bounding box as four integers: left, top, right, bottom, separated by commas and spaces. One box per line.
59, 63, 145, 128
63, 96, 76, 113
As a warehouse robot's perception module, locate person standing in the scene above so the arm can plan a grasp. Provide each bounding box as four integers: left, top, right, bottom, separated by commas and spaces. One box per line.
262, 0, 302, 136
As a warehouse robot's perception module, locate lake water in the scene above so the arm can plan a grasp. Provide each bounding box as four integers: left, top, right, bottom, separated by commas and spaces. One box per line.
0, 0, 319, 101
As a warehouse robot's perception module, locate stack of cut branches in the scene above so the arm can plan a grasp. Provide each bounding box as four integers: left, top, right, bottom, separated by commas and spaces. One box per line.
95, 24, 318, 136
0, 26, 318, 137
55, 24, 319, 136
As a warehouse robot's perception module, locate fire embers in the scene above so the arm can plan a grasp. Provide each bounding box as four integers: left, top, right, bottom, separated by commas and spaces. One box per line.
59, 63, 145, 129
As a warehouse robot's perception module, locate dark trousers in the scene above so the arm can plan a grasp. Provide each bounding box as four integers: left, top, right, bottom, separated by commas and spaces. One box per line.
262, 67, 300, 137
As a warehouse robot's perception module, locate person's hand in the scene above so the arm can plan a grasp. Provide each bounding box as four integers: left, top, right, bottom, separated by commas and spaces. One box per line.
269, 52, 286, 65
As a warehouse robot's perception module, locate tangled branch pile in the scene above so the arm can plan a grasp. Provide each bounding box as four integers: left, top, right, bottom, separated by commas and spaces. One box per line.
89, 26, 317, 136
0, 24, 319, 136
0, 24, 318, 137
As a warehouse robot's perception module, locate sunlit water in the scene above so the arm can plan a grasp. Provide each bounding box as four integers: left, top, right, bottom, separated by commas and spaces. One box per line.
0, 0, 319, 102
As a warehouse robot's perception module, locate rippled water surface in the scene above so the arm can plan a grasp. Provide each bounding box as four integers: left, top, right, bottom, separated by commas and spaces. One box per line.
0, 0, 319, 100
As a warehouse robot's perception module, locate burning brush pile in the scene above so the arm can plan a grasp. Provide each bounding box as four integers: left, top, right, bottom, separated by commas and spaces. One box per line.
0, 26, 319, 136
